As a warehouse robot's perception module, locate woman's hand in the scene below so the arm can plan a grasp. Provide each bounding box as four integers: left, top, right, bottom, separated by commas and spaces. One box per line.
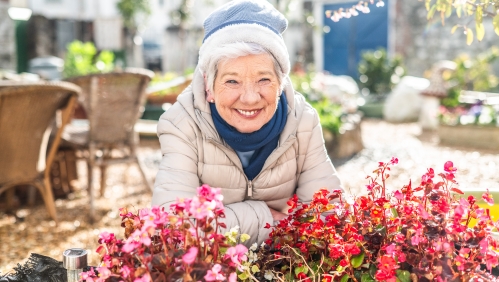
268, 207, 287, 221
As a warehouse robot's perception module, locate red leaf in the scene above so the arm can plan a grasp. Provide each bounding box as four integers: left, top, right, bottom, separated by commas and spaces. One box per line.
450, 188, 464, 194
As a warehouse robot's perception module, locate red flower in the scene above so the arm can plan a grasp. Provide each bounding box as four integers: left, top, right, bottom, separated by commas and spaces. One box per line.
296, 272, 311, 282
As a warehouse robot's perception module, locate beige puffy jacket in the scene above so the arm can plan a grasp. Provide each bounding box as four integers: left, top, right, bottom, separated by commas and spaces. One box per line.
152, 68, 342, 246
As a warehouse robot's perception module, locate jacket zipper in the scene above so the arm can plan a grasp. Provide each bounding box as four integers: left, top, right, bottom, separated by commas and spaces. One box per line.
247, 180, 253, 197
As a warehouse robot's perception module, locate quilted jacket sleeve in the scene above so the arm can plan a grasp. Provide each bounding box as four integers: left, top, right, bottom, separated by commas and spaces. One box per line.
295, 104, 343, 203
152, 113, 201, 208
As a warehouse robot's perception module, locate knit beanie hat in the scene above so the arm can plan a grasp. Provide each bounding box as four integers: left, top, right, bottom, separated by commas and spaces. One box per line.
198, 0, 290, 75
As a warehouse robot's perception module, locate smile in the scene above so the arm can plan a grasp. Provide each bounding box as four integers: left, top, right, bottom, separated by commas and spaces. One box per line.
236, 109, 260, 117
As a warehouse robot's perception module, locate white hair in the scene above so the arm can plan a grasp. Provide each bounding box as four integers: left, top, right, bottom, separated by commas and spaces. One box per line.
202, 42, 286, 95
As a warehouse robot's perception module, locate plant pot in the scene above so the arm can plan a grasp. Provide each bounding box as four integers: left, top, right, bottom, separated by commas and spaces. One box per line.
323, 113, 364, 159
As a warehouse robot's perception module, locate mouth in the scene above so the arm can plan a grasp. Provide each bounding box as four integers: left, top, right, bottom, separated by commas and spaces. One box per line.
236, 109, 261, 117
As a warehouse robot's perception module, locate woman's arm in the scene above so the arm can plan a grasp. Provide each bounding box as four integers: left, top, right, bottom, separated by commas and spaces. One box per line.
295, 106, 343, 203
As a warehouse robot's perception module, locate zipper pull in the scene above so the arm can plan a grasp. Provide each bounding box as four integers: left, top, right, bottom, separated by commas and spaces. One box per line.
247, 180, 253, 197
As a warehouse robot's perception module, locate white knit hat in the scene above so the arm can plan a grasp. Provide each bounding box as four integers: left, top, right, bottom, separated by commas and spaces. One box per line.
198, 0, 290, 75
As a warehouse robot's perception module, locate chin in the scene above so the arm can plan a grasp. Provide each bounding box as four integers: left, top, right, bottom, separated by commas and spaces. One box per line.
235, 124, 264, 134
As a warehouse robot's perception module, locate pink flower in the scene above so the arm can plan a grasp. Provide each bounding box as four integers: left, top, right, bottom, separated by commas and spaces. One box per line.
393, 190, 403, 200
204, 264, 226, 281
228, 272, 237, 282
390, 157, 398, 164
133, 275, 152, 282
98, 231, 116, 244
224, 244, 248, 269
122, 240, 140, 253
484, 249, 499, 271
384, 244, 397, 256
120, 265, 132, 278
96, 266, 112, 279
81, 268, 97, 281
182, 246, 198, 265
122, 229, 151, 253
444, 161, 457, 172
483, 190, 494, 206
417, 204, 429, 219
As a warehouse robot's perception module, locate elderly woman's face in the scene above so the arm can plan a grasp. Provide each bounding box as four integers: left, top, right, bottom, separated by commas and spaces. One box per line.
213, 53, 280, 133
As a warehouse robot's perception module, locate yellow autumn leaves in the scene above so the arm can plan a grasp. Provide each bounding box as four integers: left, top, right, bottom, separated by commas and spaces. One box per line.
425, 0, 499, 45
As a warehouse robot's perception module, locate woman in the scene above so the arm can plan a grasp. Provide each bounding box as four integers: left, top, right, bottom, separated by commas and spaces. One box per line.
153, 0, 342, 246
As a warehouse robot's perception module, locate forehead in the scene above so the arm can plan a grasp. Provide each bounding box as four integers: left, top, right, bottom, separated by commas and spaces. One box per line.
217, 53, 275, 75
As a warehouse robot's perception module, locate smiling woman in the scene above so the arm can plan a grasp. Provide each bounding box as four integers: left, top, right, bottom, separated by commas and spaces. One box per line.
210, 51, 281, 133
152, 0, 343, 247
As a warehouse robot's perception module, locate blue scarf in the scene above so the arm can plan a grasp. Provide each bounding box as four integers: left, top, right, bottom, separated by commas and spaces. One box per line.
210, 93, 288, 180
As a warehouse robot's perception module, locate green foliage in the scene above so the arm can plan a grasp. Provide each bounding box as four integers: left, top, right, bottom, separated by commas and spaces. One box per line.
309, 98, 343, 134
442, 46, 499, 108
63, 40, 115, 78
357, 48, 405, 101
425, 0, 499, 44
116, 0, 151, 29
290, 72, 343, 134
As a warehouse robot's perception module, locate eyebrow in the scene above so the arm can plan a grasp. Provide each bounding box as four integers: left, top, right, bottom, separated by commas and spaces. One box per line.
220, 70, 275, 79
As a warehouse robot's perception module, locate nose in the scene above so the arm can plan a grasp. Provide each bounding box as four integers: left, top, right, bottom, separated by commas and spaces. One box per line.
239, 83, 260, 104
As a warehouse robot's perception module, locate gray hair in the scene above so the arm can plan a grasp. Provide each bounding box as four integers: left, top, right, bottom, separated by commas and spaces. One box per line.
202, 42, 286, 95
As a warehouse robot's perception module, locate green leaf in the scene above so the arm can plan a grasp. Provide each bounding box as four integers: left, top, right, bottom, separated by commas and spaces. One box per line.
298, 216, 315, 223
390, 207, 399, 218
351, 252, 365, 268
476, 22, 485, 41
427, 5, 437, 19
238, 272, 250, 280
251, 265, 260, 273
396, 270, 411, 282
493, 14, 499, 36
311, 238, 326, 249
340, 274, 350, 282
466, 28, 474, 45
361, 273, 376, 282
294, 265, 308, 276
451, 25, 459, 34
369, 264, 377, 278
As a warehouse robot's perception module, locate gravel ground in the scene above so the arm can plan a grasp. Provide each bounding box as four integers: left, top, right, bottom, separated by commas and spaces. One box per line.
1, 119, 498, 275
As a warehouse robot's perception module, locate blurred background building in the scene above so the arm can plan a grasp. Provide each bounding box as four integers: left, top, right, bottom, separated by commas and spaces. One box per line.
1, 0, 498, 77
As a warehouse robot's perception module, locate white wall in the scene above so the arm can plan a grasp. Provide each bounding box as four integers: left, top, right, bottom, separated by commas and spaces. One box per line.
28, 0, 120, 20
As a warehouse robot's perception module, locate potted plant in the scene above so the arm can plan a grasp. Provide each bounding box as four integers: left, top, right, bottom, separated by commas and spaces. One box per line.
357, 48, 405, 118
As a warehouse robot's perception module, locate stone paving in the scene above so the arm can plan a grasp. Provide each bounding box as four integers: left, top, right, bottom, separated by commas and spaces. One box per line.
1, 119, 499, 274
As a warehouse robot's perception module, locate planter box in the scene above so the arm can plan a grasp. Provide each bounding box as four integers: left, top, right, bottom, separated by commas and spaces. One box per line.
438, 124, 499, 150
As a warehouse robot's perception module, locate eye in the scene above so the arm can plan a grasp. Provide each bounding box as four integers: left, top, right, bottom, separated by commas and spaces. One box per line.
226, 80, 238, 84
258, 78, 271, 85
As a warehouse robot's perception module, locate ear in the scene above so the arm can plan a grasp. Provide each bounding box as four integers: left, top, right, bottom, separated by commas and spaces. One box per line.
203, 74, 215, 102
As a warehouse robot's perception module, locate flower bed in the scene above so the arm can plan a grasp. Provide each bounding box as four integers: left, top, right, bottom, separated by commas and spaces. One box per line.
81, 159, 498, 281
